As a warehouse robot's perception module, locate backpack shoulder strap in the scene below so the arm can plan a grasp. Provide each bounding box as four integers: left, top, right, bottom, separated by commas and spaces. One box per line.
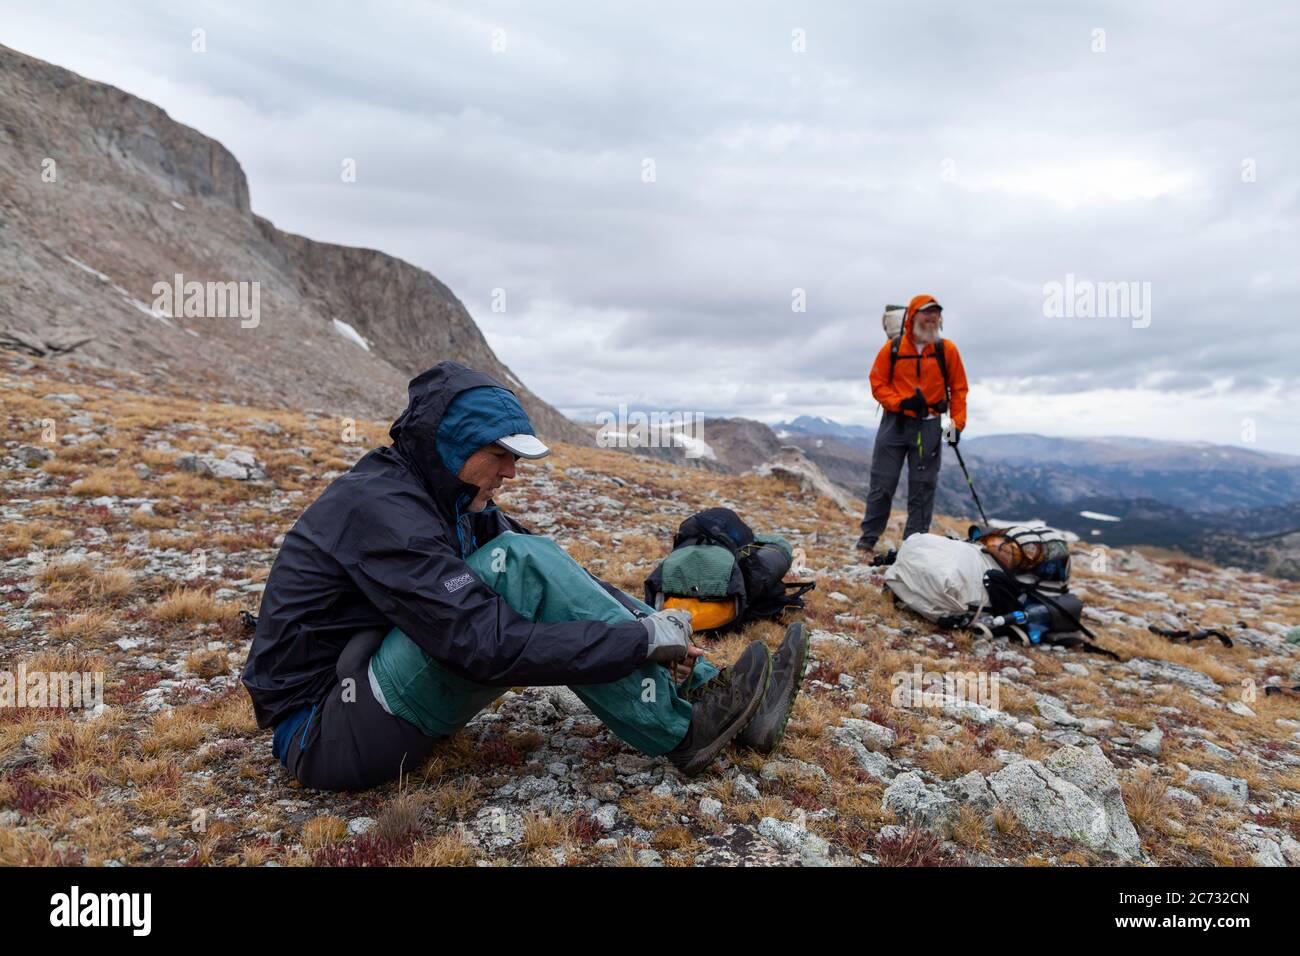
783, 580, 816, 604
934, 338, 950, 401
888, 334, 903, 382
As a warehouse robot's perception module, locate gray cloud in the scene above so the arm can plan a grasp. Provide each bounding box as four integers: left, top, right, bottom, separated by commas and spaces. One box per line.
6, 0, 1299, 451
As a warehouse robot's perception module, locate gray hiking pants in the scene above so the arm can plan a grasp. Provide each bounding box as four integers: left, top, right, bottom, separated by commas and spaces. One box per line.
858, 412, 943, 549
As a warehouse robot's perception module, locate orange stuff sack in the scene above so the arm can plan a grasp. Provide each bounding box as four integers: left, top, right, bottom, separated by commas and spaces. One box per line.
978, 526, 1072, 581
663, 596, 738, 631
980, 533, 1027, 572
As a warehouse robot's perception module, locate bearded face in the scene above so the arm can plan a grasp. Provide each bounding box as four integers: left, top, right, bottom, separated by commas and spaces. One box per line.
912, 310, 942, 346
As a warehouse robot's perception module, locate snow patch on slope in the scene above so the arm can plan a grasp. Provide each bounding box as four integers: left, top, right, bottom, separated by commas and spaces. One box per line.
332, 318, 371, 351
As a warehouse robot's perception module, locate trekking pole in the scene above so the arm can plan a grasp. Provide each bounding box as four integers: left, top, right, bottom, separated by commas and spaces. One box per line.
950, 441, 990, 527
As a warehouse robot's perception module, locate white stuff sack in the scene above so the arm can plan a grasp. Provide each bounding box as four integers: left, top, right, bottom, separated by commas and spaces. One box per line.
882, 304, 906, 339
883, 533, 1000, 621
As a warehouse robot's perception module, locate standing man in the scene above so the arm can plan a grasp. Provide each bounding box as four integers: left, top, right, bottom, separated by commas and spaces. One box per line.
855, 294, 969, 557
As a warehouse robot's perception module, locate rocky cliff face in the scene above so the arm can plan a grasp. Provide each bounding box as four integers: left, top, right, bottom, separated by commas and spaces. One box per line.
697, 417, 782, 472
0, 43, 585, 442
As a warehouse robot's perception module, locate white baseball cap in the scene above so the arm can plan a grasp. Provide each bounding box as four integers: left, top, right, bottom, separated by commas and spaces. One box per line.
495, 433, 550, 459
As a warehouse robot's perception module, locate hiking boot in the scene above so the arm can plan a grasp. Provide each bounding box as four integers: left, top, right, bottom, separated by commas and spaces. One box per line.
854, 536, 874, 554
667, 641, 771, 777
737, 622, 810, 753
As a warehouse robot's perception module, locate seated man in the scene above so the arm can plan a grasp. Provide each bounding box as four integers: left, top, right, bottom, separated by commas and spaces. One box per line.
241, 361, 810, 791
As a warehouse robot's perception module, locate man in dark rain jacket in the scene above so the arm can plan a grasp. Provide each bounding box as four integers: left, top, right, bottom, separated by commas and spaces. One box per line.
242, 362, 807, 790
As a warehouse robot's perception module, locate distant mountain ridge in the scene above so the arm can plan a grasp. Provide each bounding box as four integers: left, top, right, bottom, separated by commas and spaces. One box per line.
776, 415, 877, 440
764, 421, 1300, 515
962, 433, 1300, 471
624, 412, 1300, 578
957, 434, 1300, 514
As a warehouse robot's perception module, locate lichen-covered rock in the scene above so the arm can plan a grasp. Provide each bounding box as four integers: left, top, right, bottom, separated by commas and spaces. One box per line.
757, 817, 832, 867
944, 771, 996, 814
1124, 658, 1222, 695
829, 727, 897, 782
1184, 770, 1248, 807
836, 717, 898, 751
989, 746, 1141, 860
178, 449, 268, 481
1135, 725, 1163, 756
883, 772, 960, 838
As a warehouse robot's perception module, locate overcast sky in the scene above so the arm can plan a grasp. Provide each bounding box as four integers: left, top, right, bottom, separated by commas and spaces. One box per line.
6, 1, 1299, 452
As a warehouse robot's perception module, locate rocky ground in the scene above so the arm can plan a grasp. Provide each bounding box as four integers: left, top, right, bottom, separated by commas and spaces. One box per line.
2, 352, 1299, 867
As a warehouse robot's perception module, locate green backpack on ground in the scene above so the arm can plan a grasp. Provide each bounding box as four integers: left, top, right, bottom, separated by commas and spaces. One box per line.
643, 507, 814, 634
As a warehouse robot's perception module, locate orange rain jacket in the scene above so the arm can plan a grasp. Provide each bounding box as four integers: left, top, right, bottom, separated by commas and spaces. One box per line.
869, 294, 970, 432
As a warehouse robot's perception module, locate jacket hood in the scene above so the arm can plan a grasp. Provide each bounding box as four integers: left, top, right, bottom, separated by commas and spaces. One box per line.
388, 362, 517, 512
904, 293, 941, 341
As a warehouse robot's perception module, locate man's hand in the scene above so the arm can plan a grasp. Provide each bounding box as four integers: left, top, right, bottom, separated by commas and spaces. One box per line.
642, 608, 693, 663
899, 388, 927, 415
944, 421, 961, 445
669, 645, 706, 685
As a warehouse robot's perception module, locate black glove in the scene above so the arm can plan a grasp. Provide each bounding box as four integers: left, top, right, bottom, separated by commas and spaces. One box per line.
899, 388, 927, 415
930, 398, 949, 414
944, 422, 961, 445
